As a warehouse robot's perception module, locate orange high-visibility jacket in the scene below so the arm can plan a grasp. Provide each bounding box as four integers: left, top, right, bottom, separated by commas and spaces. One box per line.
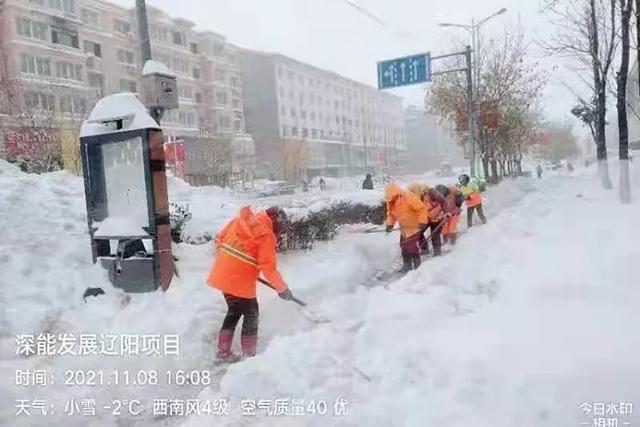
407, 182, 449, 223
385, 183, 429, 238
207, 206, 287, 298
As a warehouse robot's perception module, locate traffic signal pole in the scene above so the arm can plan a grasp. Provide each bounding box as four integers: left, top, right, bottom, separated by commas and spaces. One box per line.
430, 46, 474, 176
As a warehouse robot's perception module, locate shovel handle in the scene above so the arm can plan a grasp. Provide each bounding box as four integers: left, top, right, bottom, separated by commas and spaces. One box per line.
257, 277, 307, 307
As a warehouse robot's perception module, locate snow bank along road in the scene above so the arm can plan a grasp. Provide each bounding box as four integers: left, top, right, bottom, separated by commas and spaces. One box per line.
1, 162, 638, 426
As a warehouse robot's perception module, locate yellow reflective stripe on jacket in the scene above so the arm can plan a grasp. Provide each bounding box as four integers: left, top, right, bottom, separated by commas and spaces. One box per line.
220, 243, 258, 267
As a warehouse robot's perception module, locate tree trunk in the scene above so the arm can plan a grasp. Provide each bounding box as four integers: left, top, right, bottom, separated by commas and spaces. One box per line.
490, 159, 499, 183
637, 0, 640, 98
617, 0, 633, 203
482, 157, 489, 180
590, 0, 613, 190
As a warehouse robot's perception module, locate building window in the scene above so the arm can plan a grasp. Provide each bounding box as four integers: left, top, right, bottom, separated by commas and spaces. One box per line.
308, 77, 314, 86
311, 129, 318, 139
150, 25, 168, 41
172, 58, 189, 74
310, 112, 316, 121
195, 92, 202, 103
219, 115, 231, 130
25, 91, 55, 111
88, 72, 103, 90
290, 108, 296, 117
302, 128, 308, 138
189, 42, 198, 54
301, 110, 307, 119
287, 70, 294, 80
80, 8, 98, 26
291, 126, 298, 136
51, 29, 79, 48
289, 89, 295, 100
48, 0, 75, 14
20, 54, 36, 74
179, 86, 193, 99
114, 19, 131, 34
118, 79, 137, 92
171, 31, 186, 46
281, 106, 286, 116
230, 77, 239, 88
83, 40, 102, 58
216, 91, 228, 105
192, 68, 201, 79
59, 95, 86, 114
214, 68, 226, 82
36, 57, 51, 76
279, 87, 285, 98
282, 126, 288, 137
234, 119, 242, 131
178, 111, 194, 126
298, 75, 305, 85
16, 17, 48, 41
55, 61, 82, 80
232, 98, 241, 109
117, 49, 134, 64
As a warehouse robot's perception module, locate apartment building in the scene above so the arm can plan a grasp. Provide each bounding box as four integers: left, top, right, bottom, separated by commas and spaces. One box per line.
0, 0, 254, 183
239, 50, 406, 180
404, 106, 465, 174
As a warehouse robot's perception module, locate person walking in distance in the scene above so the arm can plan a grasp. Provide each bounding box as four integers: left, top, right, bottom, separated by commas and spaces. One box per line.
362, 173, 374, 190
458, 174, 487, 228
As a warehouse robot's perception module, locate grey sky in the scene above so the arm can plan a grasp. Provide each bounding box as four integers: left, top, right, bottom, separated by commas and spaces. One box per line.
111, 0, 579, 125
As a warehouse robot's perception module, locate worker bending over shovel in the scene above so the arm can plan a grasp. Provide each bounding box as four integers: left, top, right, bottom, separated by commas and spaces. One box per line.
207, 205, 295, 362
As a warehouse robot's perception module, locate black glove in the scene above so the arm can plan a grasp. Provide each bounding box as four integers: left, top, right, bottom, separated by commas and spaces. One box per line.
385, 225, 394, 233
278, 289, 293, 300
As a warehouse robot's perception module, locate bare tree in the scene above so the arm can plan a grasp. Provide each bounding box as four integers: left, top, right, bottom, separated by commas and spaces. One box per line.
616, 0, 633, 203
544, 0, 618, 189
427, 29, 545, 182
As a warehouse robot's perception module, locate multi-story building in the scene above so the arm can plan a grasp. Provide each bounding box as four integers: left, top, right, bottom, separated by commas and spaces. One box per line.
0, 0, 254, 183
239, 50, 406, 180
404, 106, 465, 174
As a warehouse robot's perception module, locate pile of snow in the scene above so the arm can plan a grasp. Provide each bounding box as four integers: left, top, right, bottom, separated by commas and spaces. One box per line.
94, 216, 149, 237
184, 167, 640, 427
0, 159, 23, 177
0, 171, 110, 335
80, 93, 158, 137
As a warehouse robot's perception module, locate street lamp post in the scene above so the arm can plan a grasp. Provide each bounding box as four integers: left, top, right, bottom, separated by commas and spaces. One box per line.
439, 7, 507, 178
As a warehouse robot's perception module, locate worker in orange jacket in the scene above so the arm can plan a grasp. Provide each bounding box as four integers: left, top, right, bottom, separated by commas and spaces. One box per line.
436, 184, 463, 245
407, 182, 452, 256
207, 205, 294, 361
385, 183, 429, 272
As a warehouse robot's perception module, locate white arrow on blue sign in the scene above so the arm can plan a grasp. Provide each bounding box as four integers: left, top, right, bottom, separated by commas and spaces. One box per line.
377, 53, 431, 89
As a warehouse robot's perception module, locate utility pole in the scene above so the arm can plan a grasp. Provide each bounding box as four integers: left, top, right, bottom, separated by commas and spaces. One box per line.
465, 45, 475, 177
439, 8, 507, 178
136, 0, 152, 63
136, 0, 163, 124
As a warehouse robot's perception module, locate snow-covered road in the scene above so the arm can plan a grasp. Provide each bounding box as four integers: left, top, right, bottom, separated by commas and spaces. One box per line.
1, 160, 639, 427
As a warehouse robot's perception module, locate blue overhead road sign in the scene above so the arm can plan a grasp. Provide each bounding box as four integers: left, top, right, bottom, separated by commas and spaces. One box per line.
377, 53, 431, 89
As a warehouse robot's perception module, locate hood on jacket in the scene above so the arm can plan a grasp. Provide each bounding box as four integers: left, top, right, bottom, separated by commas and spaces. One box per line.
236, 206, 272, 239
385, 183, 404, 202
406, 182, 428, 197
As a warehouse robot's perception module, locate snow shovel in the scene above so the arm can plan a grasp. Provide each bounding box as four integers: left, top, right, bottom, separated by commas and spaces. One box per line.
257, 278, 330, 324
257, 277, 307, 306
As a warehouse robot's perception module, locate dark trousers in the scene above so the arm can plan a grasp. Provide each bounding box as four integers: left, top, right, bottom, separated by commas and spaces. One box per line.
420, 220, 444, 255
400, 233, 421, 271
467, 204, 487, 228
221, 294, 259, 336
